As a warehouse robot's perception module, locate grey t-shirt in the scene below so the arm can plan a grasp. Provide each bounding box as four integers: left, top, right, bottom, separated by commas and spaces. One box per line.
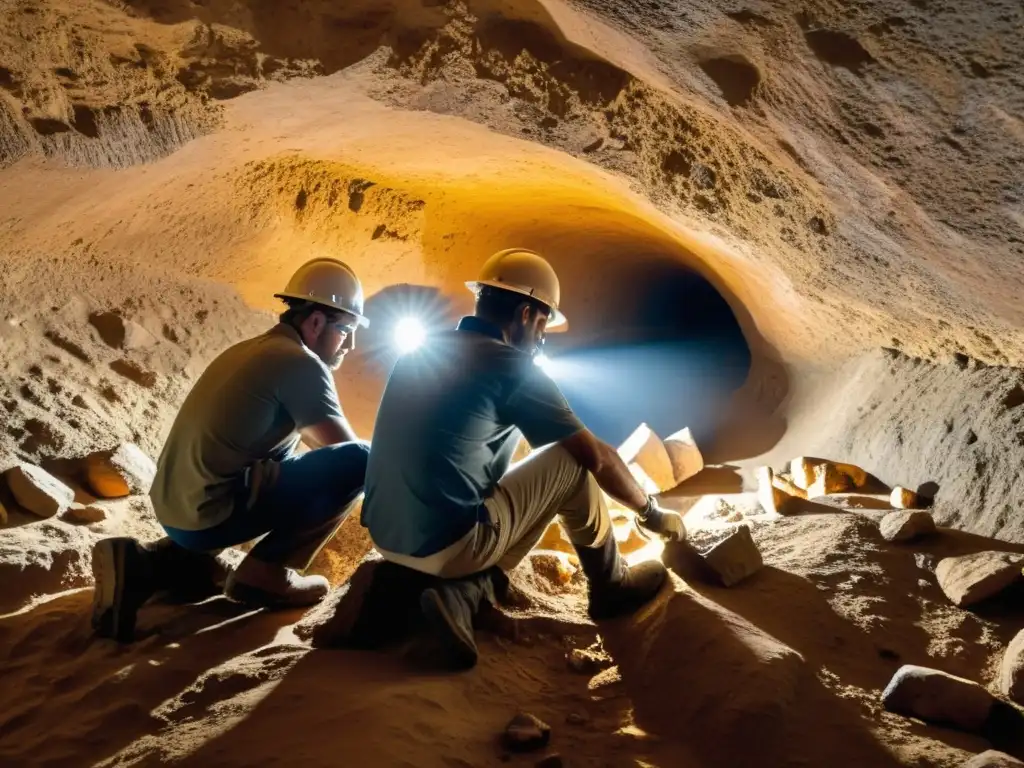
362, 316, 585, 557
150, 324, 343, 531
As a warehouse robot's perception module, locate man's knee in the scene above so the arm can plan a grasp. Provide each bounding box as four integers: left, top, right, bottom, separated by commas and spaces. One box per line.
327, 440, 370, 481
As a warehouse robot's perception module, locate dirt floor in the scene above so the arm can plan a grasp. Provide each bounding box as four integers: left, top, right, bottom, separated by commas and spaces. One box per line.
2, 0, 1024, 765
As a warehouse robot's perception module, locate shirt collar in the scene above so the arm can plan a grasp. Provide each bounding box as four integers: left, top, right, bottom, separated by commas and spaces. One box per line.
456, 315, 504, 342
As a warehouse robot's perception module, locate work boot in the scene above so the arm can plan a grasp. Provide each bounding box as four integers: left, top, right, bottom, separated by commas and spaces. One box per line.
419, 569, 499, 670
575, 534, 667, 620
224, 555, 330, 609
148, 537, 230, 600
91, 537, 156, 643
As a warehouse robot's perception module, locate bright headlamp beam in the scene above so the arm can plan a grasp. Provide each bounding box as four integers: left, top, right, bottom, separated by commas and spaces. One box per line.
394, 316, 426, 354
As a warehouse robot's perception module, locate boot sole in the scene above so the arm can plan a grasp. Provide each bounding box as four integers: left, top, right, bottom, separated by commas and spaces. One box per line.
91, 539, 130, 642
225, 580, 327, 610
420, 588, 478, 670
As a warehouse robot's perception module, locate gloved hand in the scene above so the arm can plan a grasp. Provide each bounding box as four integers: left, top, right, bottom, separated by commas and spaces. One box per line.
635, 497, 688, 543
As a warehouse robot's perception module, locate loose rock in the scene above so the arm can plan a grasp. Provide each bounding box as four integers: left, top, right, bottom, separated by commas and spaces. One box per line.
65, 502, 109, 524
880, 510, 936, 542
663, 426, 703, 485
936, 551, 1024, 608
998, 629, 1024, 705
701, 524, 763, 587
882, 664, 995, 732
503, 712, 551, 753
84, 442, 156, 498
891, 486, 921, 509
963, 750, 1024, 767
617, 423, 675, 493
3, 463, 75, 518
807, 461, 853, 497
792, 456, 867, 490
772, 472, 807, 499
567, 647, 612, 674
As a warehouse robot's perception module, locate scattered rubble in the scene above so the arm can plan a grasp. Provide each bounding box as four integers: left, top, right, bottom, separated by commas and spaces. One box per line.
879, 510, 936, 543
64, 502, 108, 524
935, 551, 1024, 608
998, 629, 1024, 705
83, 442, 156, 498
891, 486, 921, 509
3, 463, 75, 518
529, 552, 576, 587
701, 524, 763, 587
964, 751, 1024, 767
663, 427, 703, 485
503, 712, 551, 753
617, 423, 675, 493
882, 664, 995, 733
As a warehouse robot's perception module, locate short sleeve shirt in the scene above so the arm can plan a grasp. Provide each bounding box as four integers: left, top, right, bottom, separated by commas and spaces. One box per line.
150, 324, 343, 531
362, 316, 585, 557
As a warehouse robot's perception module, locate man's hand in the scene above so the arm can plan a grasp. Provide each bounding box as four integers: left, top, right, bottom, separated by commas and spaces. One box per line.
636, 497, 687, 543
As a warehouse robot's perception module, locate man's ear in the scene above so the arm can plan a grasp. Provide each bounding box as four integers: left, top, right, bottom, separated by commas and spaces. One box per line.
517, 303, 533, 324
306, 309, 327, 338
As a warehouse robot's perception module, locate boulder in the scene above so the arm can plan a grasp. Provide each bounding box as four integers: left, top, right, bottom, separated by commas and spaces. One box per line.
882, 664, 995, 732
891, 486, 921, 509
964, 751, 1024, 767
617, 423, 675, 493
84, 442, 156, 498
701, 524, 763, 587
65, 502, 109, 524
503, 712, 551, 753
3, 463, 75, 518
663, 427, 703, 484
936, 551, 1024, 608
998, 629, 1024, 705
880, 510, 936, 543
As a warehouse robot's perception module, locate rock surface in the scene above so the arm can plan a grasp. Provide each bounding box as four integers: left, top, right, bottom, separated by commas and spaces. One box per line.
963, 751, 1024, 767
503, 712, 551, 753
756, 466, 793, 515
617, 423, 675, 494
701, 524, 763, 587
998, 629, 1024, 705
84, 442, 156, 498
880, 510, 936, 543
3, 464, 75, 518
935, 552, 1024, 608
663, 426, 703, 485
882, 664, 995, 732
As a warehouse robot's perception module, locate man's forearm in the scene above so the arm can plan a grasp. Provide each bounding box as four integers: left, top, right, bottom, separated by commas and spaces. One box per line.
592, 443, 650, 513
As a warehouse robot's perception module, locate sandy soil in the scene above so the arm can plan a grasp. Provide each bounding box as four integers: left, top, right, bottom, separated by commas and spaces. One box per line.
2, 0, 1024, 764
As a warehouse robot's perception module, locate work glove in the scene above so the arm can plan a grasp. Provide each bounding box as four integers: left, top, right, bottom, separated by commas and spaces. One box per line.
635, 497, 688, 543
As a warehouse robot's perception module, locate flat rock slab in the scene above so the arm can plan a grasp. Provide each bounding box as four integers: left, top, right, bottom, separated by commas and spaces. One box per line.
702, 524, 763, 587
998, 629, 1024, 705
882, 664, 995, 732
503, 712, 551, 753
4, 463, 75, 518
963, 750, 1024, 767
936, 551, 1024, 608
880, 510, 936, 542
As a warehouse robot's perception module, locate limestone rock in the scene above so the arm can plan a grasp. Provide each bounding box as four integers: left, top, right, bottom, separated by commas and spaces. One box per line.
891, 486, 921, 509
807, 461, 853, 498
880, 510, 936, 543
792, 457, 867, 491
772, 472, 807, 499
998, 629, 1024, 705
756, 466, 793, 515
503, 712, 551, 753
936, 551, 1024, 608
4, 463, 75, 518
65, 502, 109, 524
702, 524, 763, 587
882, 664, 995, 732
84, 442, 156, 498
617, 423, 675, 493
963, 750, 1024, 767
663, 426, 703, 484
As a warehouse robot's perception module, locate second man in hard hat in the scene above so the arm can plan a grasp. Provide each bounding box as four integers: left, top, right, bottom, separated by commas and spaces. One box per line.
362, 247, 686, 668
91, 257, 371, 642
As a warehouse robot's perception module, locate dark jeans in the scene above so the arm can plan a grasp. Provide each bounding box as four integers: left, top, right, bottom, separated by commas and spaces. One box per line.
163, 441, 370, 571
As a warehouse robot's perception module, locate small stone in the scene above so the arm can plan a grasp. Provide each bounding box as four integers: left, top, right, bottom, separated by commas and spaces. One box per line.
565, 712, 590, 726
503, 712, 551, 753
663, 427, 703, 485
936, 551, 1024, 608
880, 510, 936, 542
617, 423, 676, 493
65, 502, 108, 524
963, 750, 1024, 767
567, 647, 612, 674
882, 664, 995, 732
3, 463, 75, 518
84, 442, 156, 498
998, 629, 1024, 705
535, 754, 563, 768
701, 524, 763, 587
891, 486, 921, 509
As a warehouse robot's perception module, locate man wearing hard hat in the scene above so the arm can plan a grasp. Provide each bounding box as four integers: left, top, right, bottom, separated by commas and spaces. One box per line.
362, 248, 686, 668
90, 258, 371, 642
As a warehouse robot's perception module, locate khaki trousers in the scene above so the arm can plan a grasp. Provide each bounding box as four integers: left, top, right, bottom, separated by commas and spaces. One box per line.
374, 444, 612, 578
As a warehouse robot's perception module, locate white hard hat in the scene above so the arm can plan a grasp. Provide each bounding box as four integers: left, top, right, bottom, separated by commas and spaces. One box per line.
465, 248, 566, 328
274, 257, 370, 328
